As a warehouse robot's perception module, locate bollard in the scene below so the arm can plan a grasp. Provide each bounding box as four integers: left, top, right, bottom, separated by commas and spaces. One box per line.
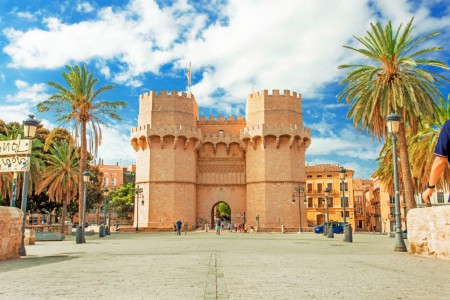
327, 225, 334, 238
99, 224, 105, 237
345, 224, 353, 243
323, 224, 328, 236
282, 225, 284, 233
76, 227, 82, 244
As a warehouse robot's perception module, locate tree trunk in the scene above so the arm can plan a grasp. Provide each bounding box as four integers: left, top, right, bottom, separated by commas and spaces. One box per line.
61, 191, 68, 235
96, 204, 100, 225
398, 125, 417, 210
79, 121, 87, 226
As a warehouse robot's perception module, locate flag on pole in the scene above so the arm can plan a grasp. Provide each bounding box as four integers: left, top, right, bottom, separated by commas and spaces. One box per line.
187, 62, 191, 88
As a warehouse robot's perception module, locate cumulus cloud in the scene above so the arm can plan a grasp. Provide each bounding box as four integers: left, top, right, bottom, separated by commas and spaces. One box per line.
77, 2, 94, 13
5, 80, 49, 104
16, 12, 35, 20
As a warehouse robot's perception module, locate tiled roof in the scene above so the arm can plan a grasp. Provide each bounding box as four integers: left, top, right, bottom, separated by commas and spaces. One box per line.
305, 164, 353, 173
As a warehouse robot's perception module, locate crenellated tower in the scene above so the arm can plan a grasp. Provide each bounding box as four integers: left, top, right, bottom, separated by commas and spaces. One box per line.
131, 88, 311, 231
130, 91, 200, 229
241, 89, 311, 230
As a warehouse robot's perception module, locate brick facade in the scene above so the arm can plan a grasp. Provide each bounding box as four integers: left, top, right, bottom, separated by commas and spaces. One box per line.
131, 89, 311, 230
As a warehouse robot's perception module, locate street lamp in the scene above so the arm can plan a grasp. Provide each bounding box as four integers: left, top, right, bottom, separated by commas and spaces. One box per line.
76, 170, 90, 243
324, 187, 333, 238
135, 185, 143, 233
386, 113, 407, 252
339, 166, 352, 242
292, 185, 307, 233
106, 189, 112, 235
99, 187, 108, 237
19, 115, 40, 256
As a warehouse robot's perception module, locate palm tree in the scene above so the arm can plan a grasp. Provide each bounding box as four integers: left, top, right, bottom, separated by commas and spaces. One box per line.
409, 96, 450, 190
37, 64, 127, 222
338, 18, 449, 209
37, 141, 79, 235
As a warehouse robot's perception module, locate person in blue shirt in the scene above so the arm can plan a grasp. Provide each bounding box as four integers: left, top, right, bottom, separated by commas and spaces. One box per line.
176, 219, 182, 236
422, 120, 450, 206
215, 219, 221, 235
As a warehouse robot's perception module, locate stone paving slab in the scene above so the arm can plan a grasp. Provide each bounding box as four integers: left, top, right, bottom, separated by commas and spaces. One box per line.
0, 232, 449, 299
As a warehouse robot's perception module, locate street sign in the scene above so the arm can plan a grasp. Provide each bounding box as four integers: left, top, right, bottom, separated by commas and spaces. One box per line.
0, 156, 30, 172
0, 139, 32, 156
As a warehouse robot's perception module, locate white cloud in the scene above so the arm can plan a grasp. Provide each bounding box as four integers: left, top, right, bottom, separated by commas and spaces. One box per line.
0, 73, 5, 83
96, 124, 135, 166
77, 2, 94, 13
17, 12, 35, 20
5, 80, 49, 104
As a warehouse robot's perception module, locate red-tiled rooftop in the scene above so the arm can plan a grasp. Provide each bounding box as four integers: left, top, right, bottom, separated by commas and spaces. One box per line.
305, 164, 353, 173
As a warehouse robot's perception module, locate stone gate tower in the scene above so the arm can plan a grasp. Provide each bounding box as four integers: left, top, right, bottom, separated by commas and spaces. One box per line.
131, 89, 310, 231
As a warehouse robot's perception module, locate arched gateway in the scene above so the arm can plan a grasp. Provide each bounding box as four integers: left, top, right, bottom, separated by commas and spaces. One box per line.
211, 201, 231, 228
131, 89, 311, 231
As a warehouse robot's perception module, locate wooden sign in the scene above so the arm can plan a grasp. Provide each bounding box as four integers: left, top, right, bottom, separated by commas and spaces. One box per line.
0, 139, 32, 156
0, 156, 30, 172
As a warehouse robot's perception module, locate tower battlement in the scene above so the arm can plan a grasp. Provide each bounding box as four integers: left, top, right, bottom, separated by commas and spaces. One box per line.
139, 90, 193, 100
248, 89, 300, 99
197, 115, 246, 125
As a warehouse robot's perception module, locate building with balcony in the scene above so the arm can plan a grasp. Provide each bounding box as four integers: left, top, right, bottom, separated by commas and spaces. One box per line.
305, 164, 355, 229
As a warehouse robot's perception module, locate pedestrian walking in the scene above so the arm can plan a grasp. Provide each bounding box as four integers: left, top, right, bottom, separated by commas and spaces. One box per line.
422, 120, 450, 207
228, 223, 231, 232
216, 219, 221, 235
184, 221, 188, 235
176, 219, 182, 236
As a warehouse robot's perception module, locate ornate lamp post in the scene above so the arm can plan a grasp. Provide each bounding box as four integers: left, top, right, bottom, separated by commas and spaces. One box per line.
386, 113, 407, 252
324, 187, 333, 238
292, 185, 307, 233
339, 166, 352, 242
106, 189, 112, 235
99, 187, 108, 237
135, 185, 143, 233
19, 115, 40, 256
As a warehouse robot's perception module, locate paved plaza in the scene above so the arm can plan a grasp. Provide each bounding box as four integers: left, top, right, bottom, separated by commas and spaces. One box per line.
1, 232, 449, 300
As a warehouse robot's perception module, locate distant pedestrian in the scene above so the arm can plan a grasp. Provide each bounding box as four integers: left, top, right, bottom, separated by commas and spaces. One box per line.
234, 223, 238, 232
216, 219, 222, 235
176, 219, 182, 236
184, 221, 188, 235
228, 223, 231, 232
173, 223, 177, 235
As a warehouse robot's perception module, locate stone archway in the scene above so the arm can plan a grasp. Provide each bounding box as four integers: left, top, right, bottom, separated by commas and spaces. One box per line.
211, 201, 231, 227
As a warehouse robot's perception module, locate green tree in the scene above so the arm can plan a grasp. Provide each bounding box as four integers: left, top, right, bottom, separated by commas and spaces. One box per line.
37, 64, 127, 222
218, 203, 231, 221
110, 183, 134, 219
36, 141, 79, 234
338, 18, 449, 209
86, 164, 104, 224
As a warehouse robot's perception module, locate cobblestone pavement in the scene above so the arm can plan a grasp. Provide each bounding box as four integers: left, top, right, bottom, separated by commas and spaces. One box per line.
1, 232, 449, 300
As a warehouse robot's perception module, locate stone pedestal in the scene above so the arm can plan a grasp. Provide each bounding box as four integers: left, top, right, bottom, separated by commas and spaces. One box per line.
0, 207, 24, 260
407, 206, 450, 260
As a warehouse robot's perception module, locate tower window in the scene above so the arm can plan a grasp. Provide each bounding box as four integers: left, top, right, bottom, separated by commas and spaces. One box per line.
219, 130, 224, 136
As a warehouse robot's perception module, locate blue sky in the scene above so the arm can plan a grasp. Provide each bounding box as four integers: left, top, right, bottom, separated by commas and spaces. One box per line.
0, 0, 449, 179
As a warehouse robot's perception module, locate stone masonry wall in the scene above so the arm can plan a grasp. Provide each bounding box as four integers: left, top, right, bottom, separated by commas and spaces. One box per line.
0, 207, 23, 260
408, 206, 450, 260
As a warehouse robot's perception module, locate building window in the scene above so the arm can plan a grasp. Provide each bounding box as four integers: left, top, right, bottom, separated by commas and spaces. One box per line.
355, 196, 361, 204
328, 197, 334, 207
307, 183, 313, 193
389, 195, 395, 205
317, 175, 322, 178
437, 192, 444, 203
341, 197, 348, 207
345, 182, 348, 191
327, 174, 332, 178
219, 130, 224, 136
356, 207, 361, 214
318, 197, 324, 208
307, 175, 312, 178
390, 207, 395, 218
327, 182, 333, 192
112, 178, 117, 187
308, 197, 313, 207
317, 183, 323, 193
104, 178, 109, 186
341, 211, 350, 218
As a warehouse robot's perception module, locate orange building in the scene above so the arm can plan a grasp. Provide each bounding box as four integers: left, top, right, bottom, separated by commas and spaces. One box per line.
353, 179, 372, 231
98, 164, 124, 192
305, 164, 355, 229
